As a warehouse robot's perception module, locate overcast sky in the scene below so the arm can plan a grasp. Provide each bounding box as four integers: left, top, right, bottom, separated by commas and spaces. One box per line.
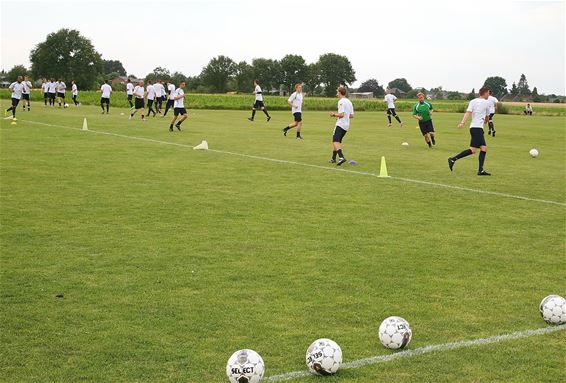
1, 0, 564, 94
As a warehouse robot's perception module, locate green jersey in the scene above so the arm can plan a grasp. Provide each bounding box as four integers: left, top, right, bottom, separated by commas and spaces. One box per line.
413, 101, 433, 122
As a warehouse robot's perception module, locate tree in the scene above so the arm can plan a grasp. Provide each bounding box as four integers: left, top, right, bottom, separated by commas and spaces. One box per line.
232, 61, 254, 93
7, 65, 28, 81
532, 86, 541, 102
447, 91, 462, 100
200, 56, 236, 93
483, 76, 508, 99
30, 28, 103, 89
280, 54, 307, 94
145, 66, 172, 83
357, 78, 385, 97
467, 88, 475, 100
304, 63, 321, 95
387, 78, 412, 93
317, 53, 356, 97
103, 59, 126, 76
252, 58, 282, 92
509, 82, 518, 96
517, 73, 531, 96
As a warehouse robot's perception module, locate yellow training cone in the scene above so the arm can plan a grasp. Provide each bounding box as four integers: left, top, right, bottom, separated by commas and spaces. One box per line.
378, 156, 390, 178
82, 118, 88, 131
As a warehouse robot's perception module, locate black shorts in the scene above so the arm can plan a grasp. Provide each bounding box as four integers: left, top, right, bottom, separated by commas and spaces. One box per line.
43, 92, 48, 99
253, 100, 265, 109
488, 113, 495, 121
148, 99, 155, 107
386, 108, 397, 116
48, 92, 56, 99
101, 97, 110, 105
166, 99, 174, 108
293, 112, 302, 122
11, 98, 20, 107
470, 128, 486, 148
333, 126, 348, 143
418, 120, 434, 135
135, 98, 145, 109
22, 94, 30, 101
127, 94, 133, 101
174, 107, 187, 116
57, 92, 65, 99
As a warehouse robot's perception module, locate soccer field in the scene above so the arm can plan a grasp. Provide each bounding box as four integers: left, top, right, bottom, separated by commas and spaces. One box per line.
1, 102, 565, 382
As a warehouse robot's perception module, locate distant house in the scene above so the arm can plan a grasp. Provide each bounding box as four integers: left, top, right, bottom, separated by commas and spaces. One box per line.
1, 80, 10, 88
111, 76, 140, 86
388, 88, 406, 97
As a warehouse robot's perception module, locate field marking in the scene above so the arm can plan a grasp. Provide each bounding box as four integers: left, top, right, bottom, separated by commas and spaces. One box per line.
16, 119, 566, 207
266, 325, 566, 382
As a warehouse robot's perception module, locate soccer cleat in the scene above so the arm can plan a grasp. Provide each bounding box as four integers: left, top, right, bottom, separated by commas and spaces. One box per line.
282, 128, 288, 136
336, 158, 347, 166
169, 127, 173, 132
448, 157, 455, 171
387, 123, 392, 127
247, 117, 254, 122
12, 117, 17, 121
431, 137, 436, 145
267, 116, 271, 122
175, 123, 181, 131
296, 136, 303, 140
477, 170, 491, 176
488, 130, 491, 136
129, 115, 133, 120
329, 159, 336, 163
142, 118, 146, 122
101, 111, 105, 114
492, 131, 496, 137
400, 122, 404, 127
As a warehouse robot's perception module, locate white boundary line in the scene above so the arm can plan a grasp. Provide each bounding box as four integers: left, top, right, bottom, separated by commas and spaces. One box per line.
266, 325, 566, 382
16, 119, 566, 207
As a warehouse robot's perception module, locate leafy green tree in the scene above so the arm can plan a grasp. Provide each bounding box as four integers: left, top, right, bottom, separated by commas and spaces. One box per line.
7, 65, 28, 81
387, 78, 412, 93
357, 78, 385, 97
405, 88, 426, 99
447, 91, 462, 100
233, 61, 255, 93
30, 28, 103, 89
303, 63, 321, 95
145, 67, 172, 83
280, 54, 307, 94
467, 88, 476, 100
103, 59, 126, 76
252, 58, 282, 92
517, 73, 531, 96
509, 82, 518, 96
483, 76, 508, 98
317, 53, 356, 97
532, 86, 541, 102
201, 55, 236, 93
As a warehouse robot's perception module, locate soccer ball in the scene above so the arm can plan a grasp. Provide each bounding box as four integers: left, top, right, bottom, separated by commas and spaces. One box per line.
378, 316, 412, 349
64, 103, 69, 108
226, 349, 265, 383
305, 338, 342, 376
529, 148, 539, 158
539, 295, 566, 324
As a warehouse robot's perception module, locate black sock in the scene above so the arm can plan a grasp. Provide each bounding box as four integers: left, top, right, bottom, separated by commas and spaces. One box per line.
284, 126, 290, 131
6, 107, 12, 112
427, 141, 432, 147
387, 115, 392, 124
337, 149, 344, 159
431, 135, 436, 144
296, 131, 301, 137
332, 151, 337, 160
395, 116, 402, 123
169, 124, 173, 129
263, 109, 270, 117
488, 121, 494, 131
251, 109, 256, 119
454, 149, 473, 160
141, 115, 145, 119
479, 151, 486, 171
106, 105, 109, 113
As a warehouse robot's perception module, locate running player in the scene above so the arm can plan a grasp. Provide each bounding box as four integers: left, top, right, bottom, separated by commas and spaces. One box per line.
384, 89, 402, 127
329, 87, 354, 166
47, 79, 57, 107
154, 80, 165, 114
56, 79, 66, 107
412, 92, 436, 148
21, 76, 32, 111
100, 80, 112, 114
169, 82, 188, 132
41, 79, 49, 106
5, 76, 24, 120
448, 86, 491, 176
486, 89, 498, 137
126, 78, 134, 109
71, 81, 79, 106
163, 81, 176, 116
283, 83, 304, 139
146, 80, 157, 117
129, 80, 146, 121
248, 80, 271, 122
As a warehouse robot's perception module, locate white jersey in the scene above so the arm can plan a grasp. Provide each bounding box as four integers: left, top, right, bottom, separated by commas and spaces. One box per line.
56, 82, 66, 93
254, 85, 263, 101
466, 98, 490, 128
42, 83, 49, 93
22, 81, 32, 94
9, 82, 24, 99
126, 82, 134, 95
173, 88, 185, 108
384, 94, 397, 109
100, 84, 112, 98
146, 85, 155, 100
487, 95, 498, 114
167, 84, 176, 100
154, 83, 165, 98
288, 91, 303, 113
72, 84, 78, 95
336, 97, 354, 130
133, 85, 145, 98
48, 82, 57, 93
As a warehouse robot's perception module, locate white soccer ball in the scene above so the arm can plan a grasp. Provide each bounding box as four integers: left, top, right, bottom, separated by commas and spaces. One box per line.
378, 316, 413, 349
226, 349, 265, 383
539, 295, 566, 324
529, 148, 539, 158
64, 103, 69, 108
401, 142, 409, 146
305, 338, 342, 376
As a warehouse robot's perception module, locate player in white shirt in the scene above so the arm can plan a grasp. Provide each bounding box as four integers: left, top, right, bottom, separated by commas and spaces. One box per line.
169, 82, 188, 132
129, 80, 146, 121
384, 89, 403, 127
329, 87, 354, 166
486, 89, 498, 137
47, 79, 57, 107
21, 76, 32, 111
524, 103, 533, 115
283, 83, 304, 139
146, 80, 157, 117
56, 79, 66, 107
247, 80, 271, 122
71, 81, 80, 106
100, 80, 112, 114
126, 78, 134, 109
41, 79, 49, 106
448, 87, 491, 176
154, 80, 166, 115
163, 81, 176, 116
5, 76, 24, 120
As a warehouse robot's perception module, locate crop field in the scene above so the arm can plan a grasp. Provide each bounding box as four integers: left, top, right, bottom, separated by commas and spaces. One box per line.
1, 101, 565, 382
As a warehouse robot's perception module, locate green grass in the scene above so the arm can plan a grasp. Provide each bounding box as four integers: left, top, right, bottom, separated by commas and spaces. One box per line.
1, 101, 565, 382
1, 89, 565, 115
